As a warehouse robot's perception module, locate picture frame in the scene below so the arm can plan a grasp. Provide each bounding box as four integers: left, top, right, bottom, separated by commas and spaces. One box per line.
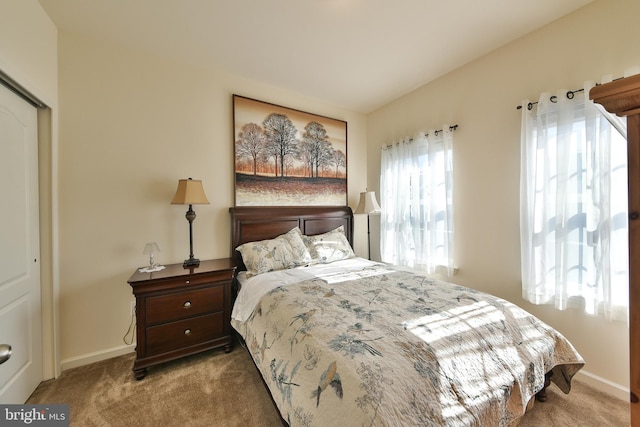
233, 95, 347, 206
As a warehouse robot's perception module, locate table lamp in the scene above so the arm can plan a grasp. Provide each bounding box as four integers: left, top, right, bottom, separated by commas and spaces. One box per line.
171, 178, 209, 268
143, 242, 160, 268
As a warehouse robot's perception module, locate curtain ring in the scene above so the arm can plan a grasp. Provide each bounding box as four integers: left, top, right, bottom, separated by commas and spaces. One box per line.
550, 95, 558, 103
527, 102, 533, 111
567, 91, 575, 100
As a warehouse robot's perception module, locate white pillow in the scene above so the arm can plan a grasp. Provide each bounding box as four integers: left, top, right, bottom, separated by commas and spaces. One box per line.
281, 227, 313, 264
236, 227, 311, 277
303, 225, 355, 264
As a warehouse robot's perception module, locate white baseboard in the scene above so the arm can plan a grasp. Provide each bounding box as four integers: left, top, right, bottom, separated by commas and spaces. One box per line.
60, 344, 135, 372
575, 369, 629, 402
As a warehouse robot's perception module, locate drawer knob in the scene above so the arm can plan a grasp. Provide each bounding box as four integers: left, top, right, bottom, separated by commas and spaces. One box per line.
184, 329, 192, 336
183, 301, 192, 308
185, 280, 190, 284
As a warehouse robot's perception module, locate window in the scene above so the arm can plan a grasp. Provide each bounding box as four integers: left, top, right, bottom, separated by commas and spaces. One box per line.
380, 129, 454, 275
520, 83, 628, 321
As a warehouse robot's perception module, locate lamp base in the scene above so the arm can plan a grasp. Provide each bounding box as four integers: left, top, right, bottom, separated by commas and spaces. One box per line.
183, 257, 200, 268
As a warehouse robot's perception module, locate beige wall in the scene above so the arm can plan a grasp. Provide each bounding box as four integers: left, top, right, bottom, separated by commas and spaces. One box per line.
1, 0, 58, 379
4, 0, 634, 398
0, 0, 57, 104
367, 0, 638, 396
56, 32, 369, 365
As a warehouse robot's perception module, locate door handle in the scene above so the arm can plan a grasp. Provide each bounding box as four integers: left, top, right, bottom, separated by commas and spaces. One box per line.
0, 344, 11, 365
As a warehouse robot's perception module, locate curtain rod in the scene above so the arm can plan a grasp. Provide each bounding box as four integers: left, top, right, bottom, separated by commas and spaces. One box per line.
383, 124, 458, 149
404, 124, 458, 137
435, 124, 458, 134
515, 77, 624, 111
516, 88, 584, 111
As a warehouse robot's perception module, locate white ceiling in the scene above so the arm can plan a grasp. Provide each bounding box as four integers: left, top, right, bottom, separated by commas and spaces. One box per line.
38, 0, 593, 113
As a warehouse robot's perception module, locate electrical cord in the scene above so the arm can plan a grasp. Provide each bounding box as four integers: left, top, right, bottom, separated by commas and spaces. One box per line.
123, 304, 136, 345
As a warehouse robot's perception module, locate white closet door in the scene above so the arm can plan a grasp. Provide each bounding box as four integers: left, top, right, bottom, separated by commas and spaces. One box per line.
0, 83, 42, 403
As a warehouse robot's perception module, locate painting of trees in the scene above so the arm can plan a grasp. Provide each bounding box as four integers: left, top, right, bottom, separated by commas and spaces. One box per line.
302, 121, 332, 178
263, 113, 297, 177
236, 123, 266, 176
233, 95, 347, 206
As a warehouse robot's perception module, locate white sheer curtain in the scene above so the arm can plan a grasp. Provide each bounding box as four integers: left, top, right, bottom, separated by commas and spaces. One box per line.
380, 128, 454, 275
520, 81, 629, 321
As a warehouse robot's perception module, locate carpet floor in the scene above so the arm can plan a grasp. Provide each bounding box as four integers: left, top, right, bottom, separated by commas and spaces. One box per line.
27, 348, 629, 426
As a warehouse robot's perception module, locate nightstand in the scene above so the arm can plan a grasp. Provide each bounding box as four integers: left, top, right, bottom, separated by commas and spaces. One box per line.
127, 258, 235, 379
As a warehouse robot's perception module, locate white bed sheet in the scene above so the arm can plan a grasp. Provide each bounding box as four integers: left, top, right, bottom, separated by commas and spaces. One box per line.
232, 257, 379, 322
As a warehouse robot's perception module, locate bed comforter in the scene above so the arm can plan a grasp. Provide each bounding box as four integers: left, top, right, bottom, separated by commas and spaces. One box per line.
231, 258, 584, 426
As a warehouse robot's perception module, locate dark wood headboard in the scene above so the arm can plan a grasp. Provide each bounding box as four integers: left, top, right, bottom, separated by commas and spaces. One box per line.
229, 206, 353, 271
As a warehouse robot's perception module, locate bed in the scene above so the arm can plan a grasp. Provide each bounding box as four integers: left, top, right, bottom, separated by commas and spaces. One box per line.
229, 206, 584, 426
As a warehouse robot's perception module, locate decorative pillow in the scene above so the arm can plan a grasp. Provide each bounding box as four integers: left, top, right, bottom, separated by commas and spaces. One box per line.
303, 225, 355, 263
236, 227, 311, 277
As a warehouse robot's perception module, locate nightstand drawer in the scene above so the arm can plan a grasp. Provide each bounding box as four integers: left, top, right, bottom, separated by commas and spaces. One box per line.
146, 312, 224, 355
146, 285, 224, 325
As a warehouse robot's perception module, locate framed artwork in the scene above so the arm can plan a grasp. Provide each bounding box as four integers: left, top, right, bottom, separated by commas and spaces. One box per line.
233, 95, 347, 206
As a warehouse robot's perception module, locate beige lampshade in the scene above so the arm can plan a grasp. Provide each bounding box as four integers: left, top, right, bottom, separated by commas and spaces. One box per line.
170, 178, 210, 205
354, 191, 381, 215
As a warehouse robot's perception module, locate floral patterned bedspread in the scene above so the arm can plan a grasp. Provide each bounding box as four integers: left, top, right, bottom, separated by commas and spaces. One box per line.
231, 260, 584, 426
